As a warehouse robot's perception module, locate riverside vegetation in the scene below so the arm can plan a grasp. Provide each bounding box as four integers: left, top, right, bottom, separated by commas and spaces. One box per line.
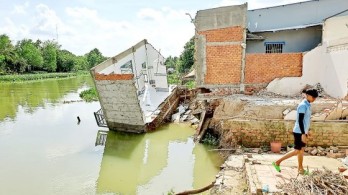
0, 34, 107, 77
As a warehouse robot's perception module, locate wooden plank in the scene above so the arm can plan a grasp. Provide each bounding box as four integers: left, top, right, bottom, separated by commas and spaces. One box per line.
195, 110, 206, 136
198, 118, 211, 143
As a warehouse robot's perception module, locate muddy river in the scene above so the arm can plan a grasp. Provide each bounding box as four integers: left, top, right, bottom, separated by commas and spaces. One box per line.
0, 76, 223, 195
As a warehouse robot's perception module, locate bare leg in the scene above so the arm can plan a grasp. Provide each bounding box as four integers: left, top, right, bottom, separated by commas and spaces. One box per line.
275, 149, 299, 166
297, 147, 305, 171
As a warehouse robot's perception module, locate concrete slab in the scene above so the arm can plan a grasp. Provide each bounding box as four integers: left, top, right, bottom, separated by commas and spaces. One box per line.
325, 102, 343, 120
284, 110, 297, 120
245, 154, 347, 193
139, 85, 174, 123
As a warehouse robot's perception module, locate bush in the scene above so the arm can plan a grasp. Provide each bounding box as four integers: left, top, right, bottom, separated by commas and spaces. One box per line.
79, 87, 98, 102
0, 72, 77, 82
201, 132, 219, 146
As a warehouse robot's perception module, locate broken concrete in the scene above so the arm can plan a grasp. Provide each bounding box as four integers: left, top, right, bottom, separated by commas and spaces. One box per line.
245, 154, 346, 194
283, 110, 297, 120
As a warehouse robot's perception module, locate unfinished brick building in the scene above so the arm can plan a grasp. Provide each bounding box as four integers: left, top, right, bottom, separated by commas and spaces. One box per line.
194, 0, 348, 97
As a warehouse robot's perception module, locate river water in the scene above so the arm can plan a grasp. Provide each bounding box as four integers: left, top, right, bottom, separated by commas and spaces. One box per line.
0, 76, 223, 195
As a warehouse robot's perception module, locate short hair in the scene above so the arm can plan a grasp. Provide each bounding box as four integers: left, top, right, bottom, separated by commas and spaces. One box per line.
305, 88, 319, 98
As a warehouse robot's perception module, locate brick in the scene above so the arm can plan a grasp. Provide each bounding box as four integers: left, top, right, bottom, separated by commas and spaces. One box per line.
245, 53, 303, 84
95, 73, 134, 80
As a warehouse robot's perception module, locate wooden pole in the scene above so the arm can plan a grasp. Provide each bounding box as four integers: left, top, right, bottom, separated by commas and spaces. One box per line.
175, 181, 215, 195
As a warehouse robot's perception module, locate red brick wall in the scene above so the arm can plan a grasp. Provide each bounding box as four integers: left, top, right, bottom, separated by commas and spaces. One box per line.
199, 26, 243, 42
245, 53, 303, 84
205, 45, 242, 84
199, 26, 303, 87
199, 26, 244, 85
95, 73, 133, 80
214, 119, 348, 148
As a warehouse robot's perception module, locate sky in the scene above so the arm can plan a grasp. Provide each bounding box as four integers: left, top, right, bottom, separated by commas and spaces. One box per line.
0, 0, 307, 57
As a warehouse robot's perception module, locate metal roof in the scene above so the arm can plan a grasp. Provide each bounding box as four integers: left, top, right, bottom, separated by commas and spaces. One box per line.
247, 0, 348, 33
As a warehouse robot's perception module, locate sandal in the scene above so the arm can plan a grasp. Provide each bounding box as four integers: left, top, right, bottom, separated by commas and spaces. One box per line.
272, 162, 281, 172
298, 169, 310, 175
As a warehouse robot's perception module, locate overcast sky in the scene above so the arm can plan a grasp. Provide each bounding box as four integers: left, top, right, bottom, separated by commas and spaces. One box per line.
0, 0, 307, 57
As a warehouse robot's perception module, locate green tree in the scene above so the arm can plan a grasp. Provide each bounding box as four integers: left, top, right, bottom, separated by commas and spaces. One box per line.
85, 48, 107, 69
42, 40, 59, 72
178, 36, 195, 73
57, 50, 75, 72
164, 56, 178, 69
0, 34, 17, 73
16, 39, 43, 71
73, 56, 88, 71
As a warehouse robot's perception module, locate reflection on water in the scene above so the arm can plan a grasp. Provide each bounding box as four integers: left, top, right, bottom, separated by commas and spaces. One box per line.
0, 76, 104, 195
97, 123, 223, 194
0, 76, 93, 121
0, 77, 223, 195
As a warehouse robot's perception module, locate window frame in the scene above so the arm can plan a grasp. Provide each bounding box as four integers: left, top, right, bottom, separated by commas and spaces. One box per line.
264, 41, 285, 53
120, 60, 133, 74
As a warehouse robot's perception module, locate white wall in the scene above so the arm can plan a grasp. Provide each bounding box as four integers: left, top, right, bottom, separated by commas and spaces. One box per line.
323, 15, 348, 46
146, 44, 168, 89
99, 43, 168, 92
267, 15, 348, 99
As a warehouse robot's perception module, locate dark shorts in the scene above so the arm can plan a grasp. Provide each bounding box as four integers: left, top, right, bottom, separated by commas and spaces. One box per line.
293, 133, 306, 150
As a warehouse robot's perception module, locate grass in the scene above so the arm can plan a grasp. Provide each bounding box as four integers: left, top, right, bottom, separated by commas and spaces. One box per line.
201, 132, 219, 146
0, 71, 89, 83
167, 73, 180, 85
79, 87, 98, 102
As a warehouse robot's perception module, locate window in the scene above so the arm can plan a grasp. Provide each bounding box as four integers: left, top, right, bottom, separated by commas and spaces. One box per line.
142, 62, 146, 69
120, 60, 133, 73
265, 42, 285, 53
149, 79, 156, 87
144, 74, 148, 82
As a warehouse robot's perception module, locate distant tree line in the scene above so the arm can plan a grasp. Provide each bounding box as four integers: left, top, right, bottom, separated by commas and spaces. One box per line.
165, 36, 194, 74
0, 34, 107, 75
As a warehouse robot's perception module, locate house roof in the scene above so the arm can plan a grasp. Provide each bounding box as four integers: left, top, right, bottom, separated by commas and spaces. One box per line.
259, 22, 322, 33
247, 0, 348, 33
184, 69, 195, 79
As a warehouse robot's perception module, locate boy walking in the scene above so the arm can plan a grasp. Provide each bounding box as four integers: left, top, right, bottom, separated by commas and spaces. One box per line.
273, 88, 319, 175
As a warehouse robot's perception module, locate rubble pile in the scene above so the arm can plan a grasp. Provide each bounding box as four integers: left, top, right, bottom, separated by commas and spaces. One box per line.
257, 82, 332, 99
277, 167, 348, 195
305, 146, 347, 159
283, 100, 348, 121
171, 100, 206, 126
256, 89, 302, 99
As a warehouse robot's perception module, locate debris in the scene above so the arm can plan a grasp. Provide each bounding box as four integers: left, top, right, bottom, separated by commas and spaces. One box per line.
177, 105, 186, 115
185, 110, 192, 115
180, 115, 188, 122
339, 166, 347, 173
343, 157, 348, 166
277, 167, 348, 195
284, 110, 297, 120
282, 108, 291, 116
172, 112, 180, 123
190, 117, 199, 124
310, 148, 318, 156
252, 160, 261, 165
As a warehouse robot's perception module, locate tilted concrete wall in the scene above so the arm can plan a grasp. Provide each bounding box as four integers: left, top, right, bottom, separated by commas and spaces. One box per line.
94, 73, 145, 133
195, 4, 247, 89
215, 119, 348, 147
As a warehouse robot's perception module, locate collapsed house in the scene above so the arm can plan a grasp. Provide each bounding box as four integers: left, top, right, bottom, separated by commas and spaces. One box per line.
194, 0, 348, 99
91, 40, 178, 133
